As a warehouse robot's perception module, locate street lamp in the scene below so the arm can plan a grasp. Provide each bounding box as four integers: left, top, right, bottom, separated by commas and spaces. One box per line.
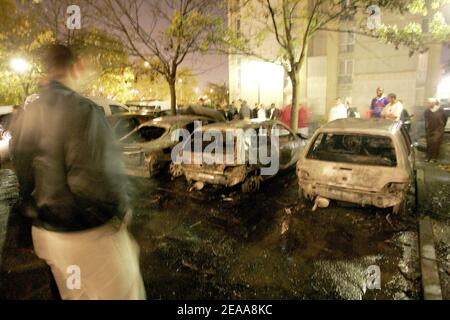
10, 57, 31, 74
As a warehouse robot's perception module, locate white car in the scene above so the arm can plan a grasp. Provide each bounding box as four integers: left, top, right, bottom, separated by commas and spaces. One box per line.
88, 97, 130, 116
297, 119, 415, 214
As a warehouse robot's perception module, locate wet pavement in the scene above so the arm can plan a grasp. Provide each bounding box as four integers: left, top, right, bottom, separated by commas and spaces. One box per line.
0, 167, 422, 300
1, 135, 450, 300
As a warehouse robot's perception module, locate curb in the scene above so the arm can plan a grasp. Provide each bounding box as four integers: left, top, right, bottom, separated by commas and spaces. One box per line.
418, 216, 443, 300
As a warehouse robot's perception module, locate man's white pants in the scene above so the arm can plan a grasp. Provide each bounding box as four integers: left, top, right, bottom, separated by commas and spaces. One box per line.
32, 218, 146, 300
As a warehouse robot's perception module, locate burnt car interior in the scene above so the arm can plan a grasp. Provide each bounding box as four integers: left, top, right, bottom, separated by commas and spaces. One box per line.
307, 133, 398, 167
121, 125, 167, 144
113, 117, 146, 140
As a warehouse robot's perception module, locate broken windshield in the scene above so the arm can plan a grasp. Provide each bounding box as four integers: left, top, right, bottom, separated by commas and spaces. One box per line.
307, 133, 397, 167
120, 125, 167, 144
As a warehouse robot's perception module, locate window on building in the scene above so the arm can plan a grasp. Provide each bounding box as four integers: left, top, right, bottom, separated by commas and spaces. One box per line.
338, 59, 354, 83
340, 0, 355, 21
339, 31, 355, 53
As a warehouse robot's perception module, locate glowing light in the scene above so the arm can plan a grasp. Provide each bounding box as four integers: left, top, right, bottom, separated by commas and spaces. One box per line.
437, 75, 450, 100
10, 57, 31, 74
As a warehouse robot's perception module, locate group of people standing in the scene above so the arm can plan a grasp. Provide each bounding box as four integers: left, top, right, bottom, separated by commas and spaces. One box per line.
219, 100, 280, 122
227, 85, 448, 163
368, 87, 447, 162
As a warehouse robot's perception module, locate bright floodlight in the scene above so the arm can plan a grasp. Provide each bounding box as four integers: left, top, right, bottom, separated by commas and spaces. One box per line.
10, 57, 31, 74
437, 75, 450, 100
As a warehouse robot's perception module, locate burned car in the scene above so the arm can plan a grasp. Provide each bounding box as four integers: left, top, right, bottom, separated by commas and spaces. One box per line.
178, 120, 306, 193
118, 114, 220, 178
297, 118, 415, 214
107, 112, 159, 139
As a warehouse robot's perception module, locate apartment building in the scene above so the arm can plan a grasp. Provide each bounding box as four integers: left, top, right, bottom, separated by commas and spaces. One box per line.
228, 0, 443, 119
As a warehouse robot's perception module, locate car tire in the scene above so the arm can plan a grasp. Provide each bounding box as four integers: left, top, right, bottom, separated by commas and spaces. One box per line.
169, 162, 183, 178
242, 175, 261, 193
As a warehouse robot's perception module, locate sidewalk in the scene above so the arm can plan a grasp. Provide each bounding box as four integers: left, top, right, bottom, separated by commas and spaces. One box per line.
415, 133, 450, 300
0, 169, 55, 300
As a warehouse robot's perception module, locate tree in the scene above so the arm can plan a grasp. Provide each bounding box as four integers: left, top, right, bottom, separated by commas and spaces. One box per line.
87, 0, 224, 114
0, 0, 54, 104
226, 0, 450, 131
202, 82, 229, 106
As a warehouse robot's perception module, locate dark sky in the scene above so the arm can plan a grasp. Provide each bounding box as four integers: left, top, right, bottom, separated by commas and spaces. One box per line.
182, 52, 229, 88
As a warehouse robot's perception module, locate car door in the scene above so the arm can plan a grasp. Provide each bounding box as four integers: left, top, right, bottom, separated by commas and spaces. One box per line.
399, 126, 415, 173
271, 123, 302, 169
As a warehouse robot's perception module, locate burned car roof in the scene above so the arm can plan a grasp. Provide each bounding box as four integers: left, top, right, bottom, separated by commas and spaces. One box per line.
194, 119, 288, 131
143, 115, 213, 127
320, 118, 401, 135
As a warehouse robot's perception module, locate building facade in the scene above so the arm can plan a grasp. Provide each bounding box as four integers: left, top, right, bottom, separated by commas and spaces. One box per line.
228, 0, 443, 120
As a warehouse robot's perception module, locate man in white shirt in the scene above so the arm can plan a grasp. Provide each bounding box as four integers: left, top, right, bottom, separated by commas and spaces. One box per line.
382, 93, 404, 121
328, 98, 348, 122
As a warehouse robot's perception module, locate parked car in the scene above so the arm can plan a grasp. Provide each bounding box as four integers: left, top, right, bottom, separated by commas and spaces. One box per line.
297, 118, 415, 214
118, 114, 219, 178
0, 107, 13, 164
443, 103, 450, 132
126, 100, 171, 113
179, 120, 306, 193
89, 97, 130, 116
107, 112, 159, 141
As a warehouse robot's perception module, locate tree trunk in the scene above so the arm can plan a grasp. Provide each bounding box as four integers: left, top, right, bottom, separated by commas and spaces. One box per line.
289, 70, 300, 132
168, 77, 177, 115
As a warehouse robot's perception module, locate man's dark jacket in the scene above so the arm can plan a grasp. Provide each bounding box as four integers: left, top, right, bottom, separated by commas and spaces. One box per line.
11, 81, 129, 232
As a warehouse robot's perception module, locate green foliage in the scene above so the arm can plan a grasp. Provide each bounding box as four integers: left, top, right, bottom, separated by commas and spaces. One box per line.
202, 82, 229, 106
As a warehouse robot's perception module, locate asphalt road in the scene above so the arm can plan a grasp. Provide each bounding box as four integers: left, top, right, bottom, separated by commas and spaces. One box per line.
0, 166, 423, 300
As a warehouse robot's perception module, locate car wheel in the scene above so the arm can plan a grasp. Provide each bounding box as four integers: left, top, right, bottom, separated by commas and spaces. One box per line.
169, 162, 183, 178
242, 175, 261, 193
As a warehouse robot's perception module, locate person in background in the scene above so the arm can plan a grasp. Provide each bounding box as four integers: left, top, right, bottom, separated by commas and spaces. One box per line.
279, 104, 310, 135
370, 87, 388, 118
11, 44, 146, 300
328, 98, 348, 122
297, 103, 311, 137
344, 97, 357, 118
251, 103, 258, 119
382, 93, 403, 121
257, 104, 267, 121
424, 98, 448, 163
266, 103, 277, 120
239, 100, 252, 120
227, 100, 238, 121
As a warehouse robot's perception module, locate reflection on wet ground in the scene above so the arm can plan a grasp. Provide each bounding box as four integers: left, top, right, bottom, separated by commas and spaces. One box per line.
128, 169, 421, 300
0, 168, 422, 300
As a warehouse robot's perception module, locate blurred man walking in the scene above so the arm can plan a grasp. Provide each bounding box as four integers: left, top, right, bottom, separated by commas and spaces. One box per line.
424, 98, 448, 163
11, 44, 146, 300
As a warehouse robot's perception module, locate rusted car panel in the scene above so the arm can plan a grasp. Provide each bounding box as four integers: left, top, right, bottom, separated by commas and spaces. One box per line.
183, 164, 248, 187
181, 120, 306, 193
297, 118, 414, 213
120, 115, 216, 178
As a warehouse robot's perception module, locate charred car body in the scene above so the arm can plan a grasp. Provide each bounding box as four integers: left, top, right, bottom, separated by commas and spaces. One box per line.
297, 119, 415, 214
118, 110, 224, 178
178, 120, 306, 193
